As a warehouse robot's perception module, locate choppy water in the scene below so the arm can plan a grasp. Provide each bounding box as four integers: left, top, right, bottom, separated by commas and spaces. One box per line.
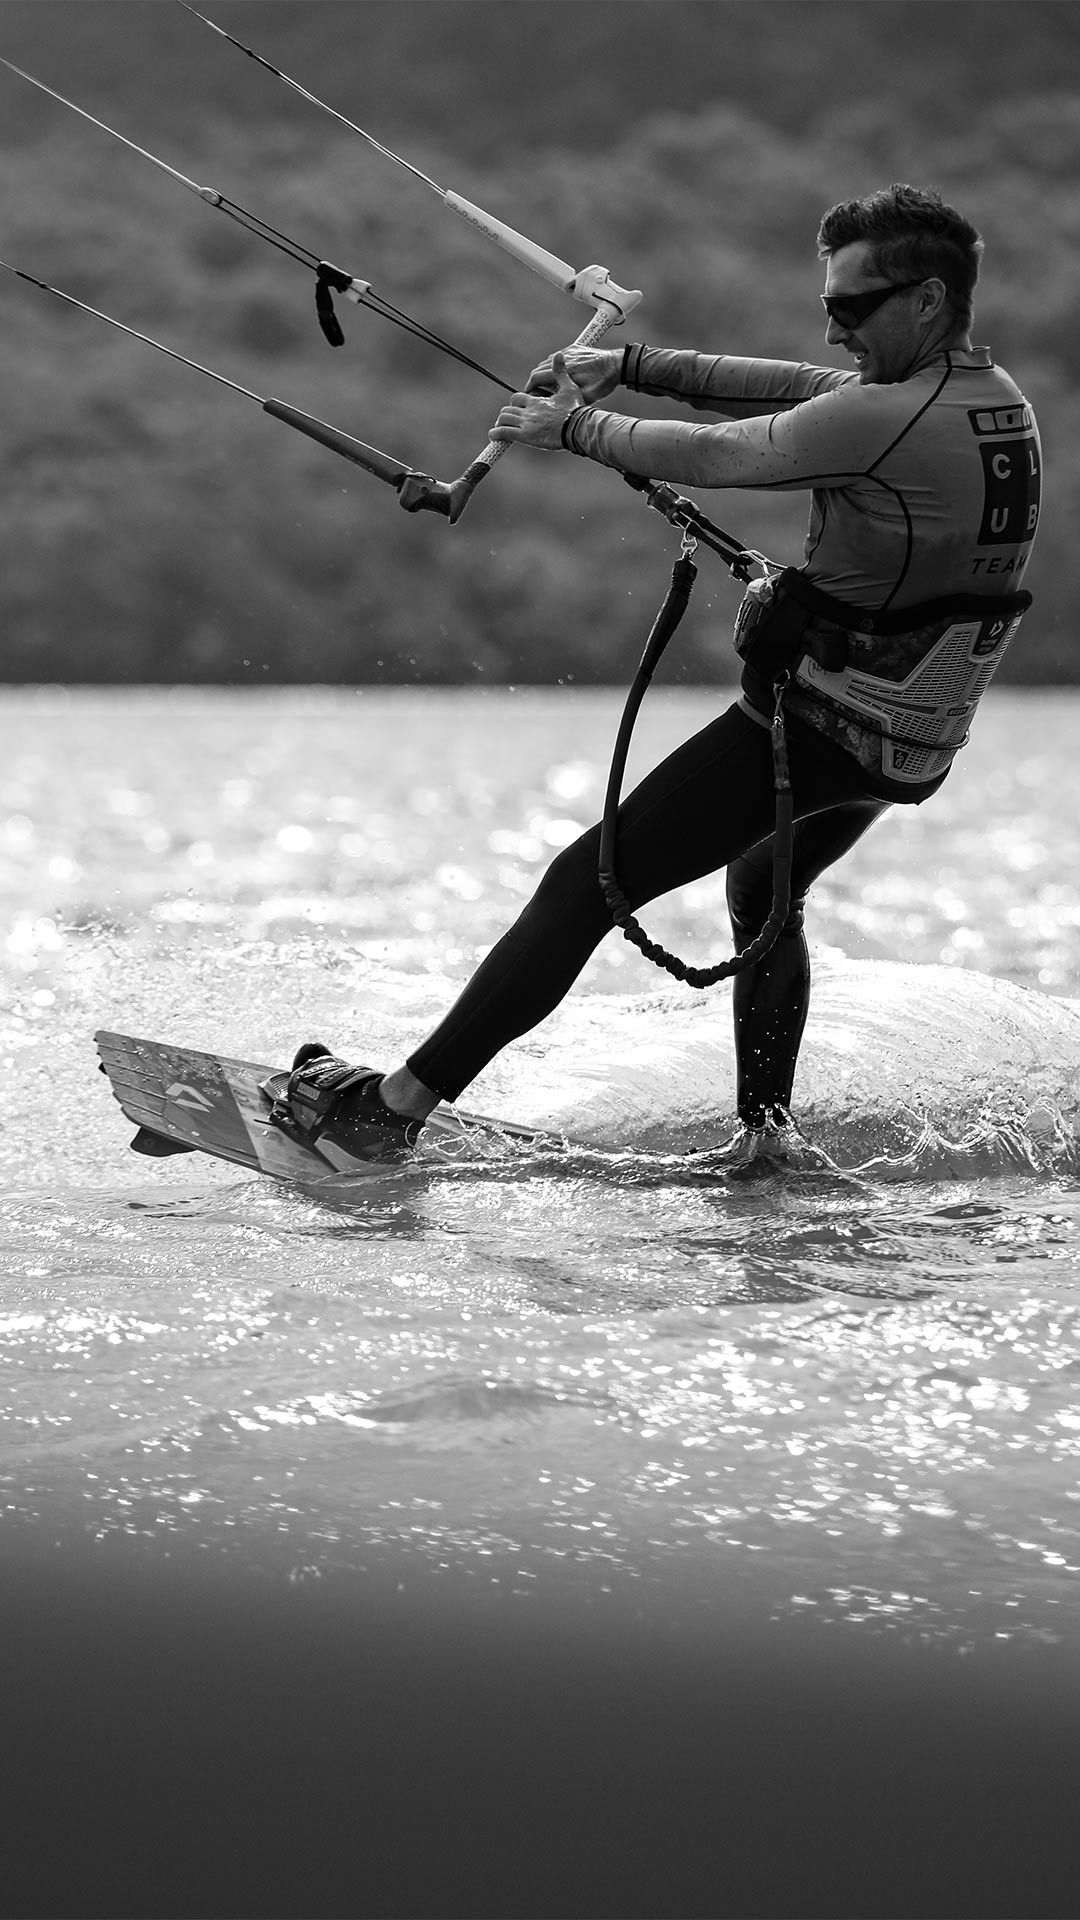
3, 687, 1080, 1919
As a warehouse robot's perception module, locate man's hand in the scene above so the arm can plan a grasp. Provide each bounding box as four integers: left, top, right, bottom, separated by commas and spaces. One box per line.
525, 344, 623, 403
490, 353, 590, 451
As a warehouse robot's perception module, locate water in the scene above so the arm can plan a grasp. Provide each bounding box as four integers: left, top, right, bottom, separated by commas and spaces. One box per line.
3, 686, 1080, 1919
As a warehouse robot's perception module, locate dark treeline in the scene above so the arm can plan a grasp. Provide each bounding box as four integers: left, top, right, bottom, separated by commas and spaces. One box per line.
1, 0, 1078, 685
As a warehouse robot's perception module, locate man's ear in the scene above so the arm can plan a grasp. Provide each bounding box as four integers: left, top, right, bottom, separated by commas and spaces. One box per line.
920, 277, 949, 321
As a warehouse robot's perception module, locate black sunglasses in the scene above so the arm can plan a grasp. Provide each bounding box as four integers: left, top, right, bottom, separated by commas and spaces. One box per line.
820, 280, 925, 329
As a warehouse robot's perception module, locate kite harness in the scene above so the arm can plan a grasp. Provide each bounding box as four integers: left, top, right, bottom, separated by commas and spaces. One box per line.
601, 478, 1033, 984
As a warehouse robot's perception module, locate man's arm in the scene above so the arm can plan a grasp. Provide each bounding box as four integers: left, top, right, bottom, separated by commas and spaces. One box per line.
493, 353, 905, 492
621, 345, 852, 418
525, 344, 850, 415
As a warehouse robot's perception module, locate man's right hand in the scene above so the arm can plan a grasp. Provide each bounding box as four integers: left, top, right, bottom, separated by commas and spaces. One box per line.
525, 345, 624, 403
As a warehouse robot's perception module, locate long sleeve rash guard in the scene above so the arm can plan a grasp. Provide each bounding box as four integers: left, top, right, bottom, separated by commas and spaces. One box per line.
565, 343, 1041, 610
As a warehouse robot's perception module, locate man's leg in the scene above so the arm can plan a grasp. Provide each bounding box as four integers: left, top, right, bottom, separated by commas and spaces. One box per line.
297, 705, 881, 1151
726, 797, 888, 1130
399, 708, 878, 1112
399, 703, 783, 1109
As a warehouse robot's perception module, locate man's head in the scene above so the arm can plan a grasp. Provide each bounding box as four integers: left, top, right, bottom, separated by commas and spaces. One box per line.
817, 184, 983, 384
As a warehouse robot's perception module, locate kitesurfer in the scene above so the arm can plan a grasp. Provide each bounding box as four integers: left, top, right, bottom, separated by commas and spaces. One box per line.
284, 184, 1042, 1169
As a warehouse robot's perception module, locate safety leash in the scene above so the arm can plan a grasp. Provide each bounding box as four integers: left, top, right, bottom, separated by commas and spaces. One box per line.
598, 501, 793, 988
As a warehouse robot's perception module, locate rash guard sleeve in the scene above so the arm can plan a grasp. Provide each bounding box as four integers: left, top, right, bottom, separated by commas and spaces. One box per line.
621, 344, 851, 418
563, 379, 922, 493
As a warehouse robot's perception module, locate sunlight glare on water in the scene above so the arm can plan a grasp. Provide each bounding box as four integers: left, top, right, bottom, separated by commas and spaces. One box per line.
2, 687, 1080, 1660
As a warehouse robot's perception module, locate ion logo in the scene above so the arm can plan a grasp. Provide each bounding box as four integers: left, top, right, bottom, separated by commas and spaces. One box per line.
164, 1081, 215, 1112
969, 405, 1033, 435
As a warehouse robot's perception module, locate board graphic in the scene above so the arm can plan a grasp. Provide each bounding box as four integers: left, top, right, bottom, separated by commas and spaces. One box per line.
95, 1031, 540, 1189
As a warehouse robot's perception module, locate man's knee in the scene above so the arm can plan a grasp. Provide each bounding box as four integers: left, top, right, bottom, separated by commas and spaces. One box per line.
726, 861, 805, 945
520, 822, 608, 930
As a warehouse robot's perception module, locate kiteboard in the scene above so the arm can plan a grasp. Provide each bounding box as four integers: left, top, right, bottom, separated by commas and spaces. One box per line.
94, 1030, 542, 1190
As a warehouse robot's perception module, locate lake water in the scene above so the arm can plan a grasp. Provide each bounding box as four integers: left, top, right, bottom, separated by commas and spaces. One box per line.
2, 686, 1079, 1919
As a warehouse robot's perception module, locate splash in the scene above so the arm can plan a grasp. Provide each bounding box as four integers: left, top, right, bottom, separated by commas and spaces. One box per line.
7, 940, 1080, 1186
509, 958, 1080, 1177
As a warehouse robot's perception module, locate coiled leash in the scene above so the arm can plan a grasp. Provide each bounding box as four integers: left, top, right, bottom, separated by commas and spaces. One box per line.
598, 479, 792, 987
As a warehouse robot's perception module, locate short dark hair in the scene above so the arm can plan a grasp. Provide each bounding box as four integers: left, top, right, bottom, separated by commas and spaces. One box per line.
817, 184, 983, 329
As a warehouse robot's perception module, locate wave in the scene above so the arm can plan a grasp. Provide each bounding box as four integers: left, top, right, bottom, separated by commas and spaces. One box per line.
15, 949, 1080, 1187
510, 959, 1080, 1177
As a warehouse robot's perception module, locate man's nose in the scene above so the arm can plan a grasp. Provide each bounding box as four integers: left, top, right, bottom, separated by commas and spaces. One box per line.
824, 316, 849, 349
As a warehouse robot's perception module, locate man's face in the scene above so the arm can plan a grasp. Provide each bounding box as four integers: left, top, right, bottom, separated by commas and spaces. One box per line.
822, 240, 928, 385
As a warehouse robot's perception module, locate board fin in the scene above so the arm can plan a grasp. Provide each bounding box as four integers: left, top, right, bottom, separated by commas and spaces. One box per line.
129, 1126, 198, 1158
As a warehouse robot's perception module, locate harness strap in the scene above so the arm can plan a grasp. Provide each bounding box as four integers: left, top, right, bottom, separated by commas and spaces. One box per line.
778, 570, 1032, 636
738, 572, 1035, 762
598, 552, 794, 988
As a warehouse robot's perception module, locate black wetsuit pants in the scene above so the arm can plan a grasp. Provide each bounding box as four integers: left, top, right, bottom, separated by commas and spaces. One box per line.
408, 702, 890, 1127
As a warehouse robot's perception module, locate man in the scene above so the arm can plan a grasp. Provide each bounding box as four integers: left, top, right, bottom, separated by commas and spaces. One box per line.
282, 183, 1041, 1169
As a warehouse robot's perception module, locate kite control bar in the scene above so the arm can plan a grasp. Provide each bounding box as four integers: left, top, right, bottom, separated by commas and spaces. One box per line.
396, 267, 642, 522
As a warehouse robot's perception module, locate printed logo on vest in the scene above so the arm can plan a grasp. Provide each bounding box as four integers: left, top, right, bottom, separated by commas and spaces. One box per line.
973, 613, 1021, 657
974, 436, 1041, 546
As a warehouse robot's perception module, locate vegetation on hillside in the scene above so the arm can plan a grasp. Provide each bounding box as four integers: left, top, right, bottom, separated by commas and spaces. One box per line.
1, 0, 1077, 683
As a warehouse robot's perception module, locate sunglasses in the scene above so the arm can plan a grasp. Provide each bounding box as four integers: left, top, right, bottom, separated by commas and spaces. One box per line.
820, 280, 925, 329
